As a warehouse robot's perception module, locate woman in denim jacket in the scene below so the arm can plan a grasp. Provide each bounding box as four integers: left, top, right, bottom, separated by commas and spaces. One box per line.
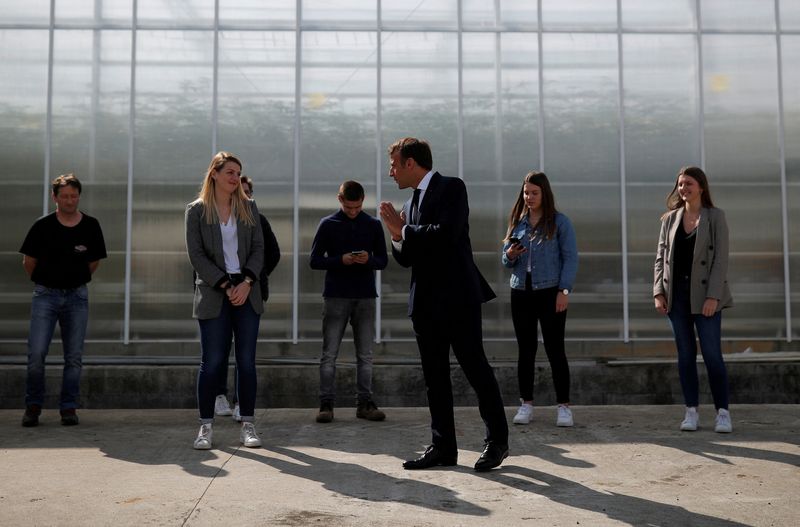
501, 172, 578, 427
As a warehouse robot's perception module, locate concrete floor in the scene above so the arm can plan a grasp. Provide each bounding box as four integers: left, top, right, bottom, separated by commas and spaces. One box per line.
0, 404, 798, 526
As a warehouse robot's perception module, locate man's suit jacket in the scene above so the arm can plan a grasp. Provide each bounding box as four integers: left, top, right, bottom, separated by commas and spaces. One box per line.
391, 172, 495, 319
185, 199, 265, 319
653, 206, 733, 314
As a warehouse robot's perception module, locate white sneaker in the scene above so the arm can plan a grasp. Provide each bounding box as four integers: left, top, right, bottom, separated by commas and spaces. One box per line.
232, 403, 241, 422
513, 401, 534, 424
680, 407, 699, 431
214, 395, 233, 416
193, 423, 213, 450
714, 409, 732, 433
240, 422, 262, 448
556, 404, 573, 427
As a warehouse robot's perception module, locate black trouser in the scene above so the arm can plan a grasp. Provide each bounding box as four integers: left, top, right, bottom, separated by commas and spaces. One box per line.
510, 282, 570, 404
412, 303, 508, 455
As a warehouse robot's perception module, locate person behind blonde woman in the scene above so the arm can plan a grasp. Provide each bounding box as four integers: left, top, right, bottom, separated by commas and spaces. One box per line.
185, 152, 265, 449
501, 171, 578, 428
653, 166, 733, 433
213, 174, 281, 422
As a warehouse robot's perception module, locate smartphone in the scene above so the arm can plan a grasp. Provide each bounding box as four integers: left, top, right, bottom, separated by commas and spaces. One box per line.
351, 250, 366, 256
508, 237, 520, 245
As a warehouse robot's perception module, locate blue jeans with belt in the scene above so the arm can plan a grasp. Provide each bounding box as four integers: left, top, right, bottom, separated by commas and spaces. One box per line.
26, 284, 89, 409
198, 299, 260, 423
667, 277, 729, 410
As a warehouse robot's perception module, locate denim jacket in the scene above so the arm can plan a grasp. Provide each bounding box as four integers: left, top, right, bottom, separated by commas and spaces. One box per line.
501, 212, 578, 292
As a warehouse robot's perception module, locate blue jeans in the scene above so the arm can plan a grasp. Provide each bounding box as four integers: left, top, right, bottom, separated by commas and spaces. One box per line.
320, 297, 375, 404
218, 358, 238, 404
668, 278, 729, 410
198, 299, 260, 423
26, 284, 89, 409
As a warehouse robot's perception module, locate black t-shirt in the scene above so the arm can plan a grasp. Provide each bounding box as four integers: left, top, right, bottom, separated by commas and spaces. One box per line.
673, 223, 696, 281
20, 212, 107, 289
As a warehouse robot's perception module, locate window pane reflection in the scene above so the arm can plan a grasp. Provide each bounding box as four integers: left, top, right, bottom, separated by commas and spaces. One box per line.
131, 30, 213, 339
299, 31, 377, 340
0, 30, 49, 340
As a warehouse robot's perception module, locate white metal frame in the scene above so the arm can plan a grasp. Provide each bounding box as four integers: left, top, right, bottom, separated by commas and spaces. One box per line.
18, 0, 795, 344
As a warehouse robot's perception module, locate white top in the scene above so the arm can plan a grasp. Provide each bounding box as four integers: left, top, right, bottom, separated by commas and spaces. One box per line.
219, 214, 240, 273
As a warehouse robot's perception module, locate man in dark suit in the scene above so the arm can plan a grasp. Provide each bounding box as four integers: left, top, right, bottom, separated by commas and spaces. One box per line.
379, 137, 508, 472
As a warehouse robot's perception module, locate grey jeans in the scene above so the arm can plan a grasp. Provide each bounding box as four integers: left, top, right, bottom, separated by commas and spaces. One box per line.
320, 297, 375, 404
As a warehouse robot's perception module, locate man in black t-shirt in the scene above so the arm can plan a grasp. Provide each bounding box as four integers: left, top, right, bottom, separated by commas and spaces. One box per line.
19, 174, 107, 427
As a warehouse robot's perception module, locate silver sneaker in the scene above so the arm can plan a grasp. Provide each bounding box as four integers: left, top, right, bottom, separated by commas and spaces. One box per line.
680, 407, 699, 431
214, 395, 233, 416
193, 423, 213, 450
714, 409, 732, 433
556, 404, 574, 427
232, 403, 241, 422
240, 422, 262, 448
513, 401, 534, 425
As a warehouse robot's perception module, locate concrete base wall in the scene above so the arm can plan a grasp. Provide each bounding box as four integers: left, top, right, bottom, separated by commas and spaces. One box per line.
2, 358, 797, 409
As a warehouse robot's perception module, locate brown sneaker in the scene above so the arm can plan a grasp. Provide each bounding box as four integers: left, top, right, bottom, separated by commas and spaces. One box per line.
356, 400, 386, 421
316, 402, 334, 423
60, 408, 79, 426
22, 405, 41, 427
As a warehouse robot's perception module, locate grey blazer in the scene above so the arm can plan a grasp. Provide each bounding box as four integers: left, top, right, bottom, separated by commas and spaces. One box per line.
185, 199, 264, 319
653, 206, 733, 314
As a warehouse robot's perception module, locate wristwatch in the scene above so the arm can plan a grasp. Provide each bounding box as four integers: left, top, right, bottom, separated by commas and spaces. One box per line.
244, 277, 254, 285
561, 288, 570, 296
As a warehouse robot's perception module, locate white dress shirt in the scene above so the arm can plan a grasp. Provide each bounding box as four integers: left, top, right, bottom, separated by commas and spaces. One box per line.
392, 170, 434, 252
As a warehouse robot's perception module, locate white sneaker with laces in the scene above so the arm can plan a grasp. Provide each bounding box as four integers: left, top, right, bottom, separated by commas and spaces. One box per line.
232, 403, 241, 422
714, 408, 732, 433
513, 401, 534, 424
214, 395, 233, 416
240, 422, 262, 448
556, 404, 573, 427
193, 423, 213, 450
680, 407, 699, 431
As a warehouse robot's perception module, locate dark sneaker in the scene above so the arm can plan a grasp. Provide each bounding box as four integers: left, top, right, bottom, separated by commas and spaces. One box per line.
22, 405, 41, 427
356, 400, 386, 421
316, 402, 334, 423
60, 408, 79, 426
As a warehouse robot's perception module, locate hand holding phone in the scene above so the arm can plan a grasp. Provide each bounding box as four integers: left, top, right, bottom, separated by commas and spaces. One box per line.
506, 236, 526, 259
351, 250, 365, 256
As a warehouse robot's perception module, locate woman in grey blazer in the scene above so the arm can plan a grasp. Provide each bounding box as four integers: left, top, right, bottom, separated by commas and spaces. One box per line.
653, 166, 733, 434
185, 151, 265, 450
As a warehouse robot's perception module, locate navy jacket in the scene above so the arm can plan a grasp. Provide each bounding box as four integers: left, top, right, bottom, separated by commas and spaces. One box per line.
309, 210, 388, 298
392, 172, 495, 318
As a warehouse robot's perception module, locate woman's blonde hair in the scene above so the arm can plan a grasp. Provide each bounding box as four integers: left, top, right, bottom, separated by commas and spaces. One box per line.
198, 151, 256, 226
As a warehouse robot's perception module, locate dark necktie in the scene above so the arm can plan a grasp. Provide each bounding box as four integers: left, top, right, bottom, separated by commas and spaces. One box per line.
410, 188, 421, 225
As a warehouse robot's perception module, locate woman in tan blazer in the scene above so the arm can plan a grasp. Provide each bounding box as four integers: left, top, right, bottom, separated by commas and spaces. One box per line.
185, 152, 264, 450
653, 166, 733, 434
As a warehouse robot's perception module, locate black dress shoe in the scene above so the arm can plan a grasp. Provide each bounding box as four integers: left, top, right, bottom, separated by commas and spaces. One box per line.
474, 442, 508, 472
403, 445, 458, 470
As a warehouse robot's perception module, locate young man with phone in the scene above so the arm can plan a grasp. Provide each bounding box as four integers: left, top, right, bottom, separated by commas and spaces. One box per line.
309, 181, 388, 423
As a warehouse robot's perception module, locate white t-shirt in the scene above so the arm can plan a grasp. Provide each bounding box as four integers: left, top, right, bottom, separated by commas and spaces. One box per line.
219, 215, 240, 273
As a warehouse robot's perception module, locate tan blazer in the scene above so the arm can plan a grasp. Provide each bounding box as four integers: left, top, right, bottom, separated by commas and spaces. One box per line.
185, 199, 264, 319
653, 207, 733, 314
